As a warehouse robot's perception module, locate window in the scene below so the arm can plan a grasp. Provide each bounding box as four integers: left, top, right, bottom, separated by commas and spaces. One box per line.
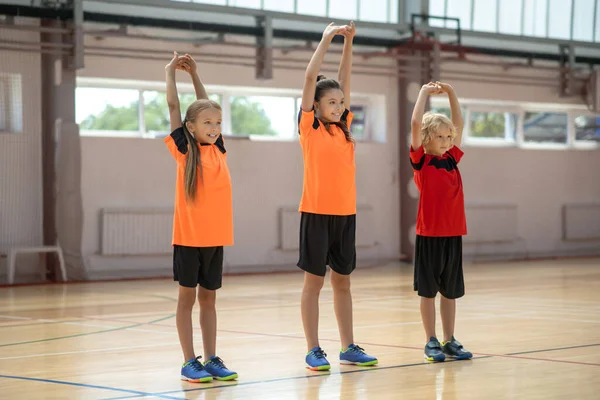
0, 73, 22, 133
523, 112, 568, 144
230, 95, 294, 137
499, 0, 522, 35
359, 0, 390, 23
469, 111, 518, 140
575, 115, 600, 142
296, 0, 326, 17
547, 0, 572, 40
446, 0, 472, 30
472, 0, 497, 32
572, 0, 595, 41
76, 88, 140, 134
263, 0, 294, 12
523, 0, 548, 37
228, 0, 260, 8
428, 0, 447, 27
329, 0, 357, 20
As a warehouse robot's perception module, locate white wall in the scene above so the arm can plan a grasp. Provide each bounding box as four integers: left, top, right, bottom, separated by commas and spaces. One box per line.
0, 23, 43, 281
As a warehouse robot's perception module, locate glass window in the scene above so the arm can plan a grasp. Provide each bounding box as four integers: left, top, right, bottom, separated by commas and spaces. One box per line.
499, 0, 522, 35
329, 0, 357, 20
189, 0, 227, 5
472, 0, 497, 32
469, 111, 518, 140
389, 0, 399, 23
446, 0, 472, 30
230, 96, 295, 138
358, 0, 387, 22
523, 0, 548, 37
523, 112, 568, 143
228, 0, 261, 8
572, 0, 594, 41
574, 115, 600, 142
0, 73, 22, 133
297, 0, 327, 17
428, 0, 447, 27
263, 0, 294, 12
596, 0, 600, 42
76, 88, 140, 132
142, 91, 221, 135
349, 105, 367, 139
547, 0, 572, 39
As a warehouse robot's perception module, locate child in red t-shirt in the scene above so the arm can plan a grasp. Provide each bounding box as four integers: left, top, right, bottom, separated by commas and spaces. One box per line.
409, 81, 473, 362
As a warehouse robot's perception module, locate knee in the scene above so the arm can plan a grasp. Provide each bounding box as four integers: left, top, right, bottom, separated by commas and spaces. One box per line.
177, 287, 196, 309
197, 289, 216, 307
303, 274, 324, 294
331, 274, 351, 292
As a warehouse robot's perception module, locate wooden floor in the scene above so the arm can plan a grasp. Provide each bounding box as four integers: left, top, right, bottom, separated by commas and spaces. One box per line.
1, 258, 599, 399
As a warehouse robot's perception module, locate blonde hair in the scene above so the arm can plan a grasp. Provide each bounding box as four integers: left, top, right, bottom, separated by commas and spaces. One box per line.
182, 99, 222, 202
421, 112, 456, 145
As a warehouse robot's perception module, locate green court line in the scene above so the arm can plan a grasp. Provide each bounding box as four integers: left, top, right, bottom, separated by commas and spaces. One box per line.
147, 314, 176, 324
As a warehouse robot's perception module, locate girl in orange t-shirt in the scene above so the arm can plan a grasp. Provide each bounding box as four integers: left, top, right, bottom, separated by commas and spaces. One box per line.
164, 52, 236, 383
297, 22, 378, 371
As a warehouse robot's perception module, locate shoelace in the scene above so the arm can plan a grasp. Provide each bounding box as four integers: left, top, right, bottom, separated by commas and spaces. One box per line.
207, 356, 226, 369
349, 345, 366, 354
312, 348, 328, 359
188, 356, 205, 371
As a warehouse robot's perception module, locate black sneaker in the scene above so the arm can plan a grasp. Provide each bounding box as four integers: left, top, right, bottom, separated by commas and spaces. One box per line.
442, 337, 473, 360
424, 337, 446, 362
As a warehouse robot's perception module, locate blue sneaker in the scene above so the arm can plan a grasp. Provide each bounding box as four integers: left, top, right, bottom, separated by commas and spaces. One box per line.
203, 356, 238, 381
442, 337, 473, 360
339, 344, 378, 366
306, 347, 331, 371
424, 337, 446, 362
181, 357, 213, 383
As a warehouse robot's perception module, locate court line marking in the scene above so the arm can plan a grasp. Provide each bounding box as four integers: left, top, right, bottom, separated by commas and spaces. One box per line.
0, 374, 186, 400
507, 343, 600, 356
103, 357, 492, 400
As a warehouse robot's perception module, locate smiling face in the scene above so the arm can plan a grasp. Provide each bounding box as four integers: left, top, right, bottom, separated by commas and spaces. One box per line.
184, 100, 222, 145
314, 88, 345, 123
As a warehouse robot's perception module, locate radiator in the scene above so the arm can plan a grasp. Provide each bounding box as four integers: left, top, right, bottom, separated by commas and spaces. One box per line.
562, 203, 600, 241
100, 208, 173, 255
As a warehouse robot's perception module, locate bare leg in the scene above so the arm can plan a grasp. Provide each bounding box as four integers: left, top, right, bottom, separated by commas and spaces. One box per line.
197, 287, 217, 359
301, 272, 325, 350
440, 295, 456, 342
330, 270, 353, 349
420, 296, 436, 342
176, 286, 197, 361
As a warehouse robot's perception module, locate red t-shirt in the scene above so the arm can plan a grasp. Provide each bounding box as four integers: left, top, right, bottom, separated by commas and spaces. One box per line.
409, 145, 467, 237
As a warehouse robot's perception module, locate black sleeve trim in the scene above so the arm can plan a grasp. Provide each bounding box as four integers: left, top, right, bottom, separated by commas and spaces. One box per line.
341, 108, 350, 122
215, 134, 226, 154
298, 108, 320, 134
170, 127, 188, 155
410, 155, 426, 171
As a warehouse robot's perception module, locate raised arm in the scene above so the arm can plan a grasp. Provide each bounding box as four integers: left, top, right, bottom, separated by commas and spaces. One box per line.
165, 51, 182, 131
437, 82, 464, 146
178, 54, 209, 100
301, 23, 347, 112
338, 21, 355, 109
411, 82, 441, 149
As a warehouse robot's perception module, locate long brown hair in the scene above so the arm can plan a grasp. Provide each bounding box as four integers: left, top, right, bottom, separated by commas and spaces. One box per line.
315, 75, 354, 143
182, 99, 222, 201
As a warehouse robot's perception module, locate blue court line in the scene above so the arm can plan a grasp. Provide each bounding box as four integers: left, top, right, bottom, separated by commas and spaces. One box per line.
0, 375, 186, 400
103, 357, 489, 400
0, 322, 144, 348
507, 343, 600, 356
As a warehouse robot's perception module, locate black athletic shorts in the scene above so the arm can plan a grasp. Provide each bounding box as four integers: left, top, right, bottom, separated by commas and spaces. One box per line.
413, 235, 464, 299
297, 212, 356, 277
173, 245, 223, 290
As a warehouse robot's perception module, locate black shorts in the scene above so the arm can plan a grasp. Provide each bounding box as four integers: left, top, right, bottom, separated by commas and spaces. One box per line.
173, 245, 223, 290
414, 235, 464, 299
297, 212, 356, 277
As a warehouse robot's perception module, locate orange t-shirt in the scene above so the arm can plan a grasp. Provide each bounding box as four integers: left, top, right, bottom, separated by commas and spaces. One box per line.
164, 127, 233, 247
298, 109, 356, 216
